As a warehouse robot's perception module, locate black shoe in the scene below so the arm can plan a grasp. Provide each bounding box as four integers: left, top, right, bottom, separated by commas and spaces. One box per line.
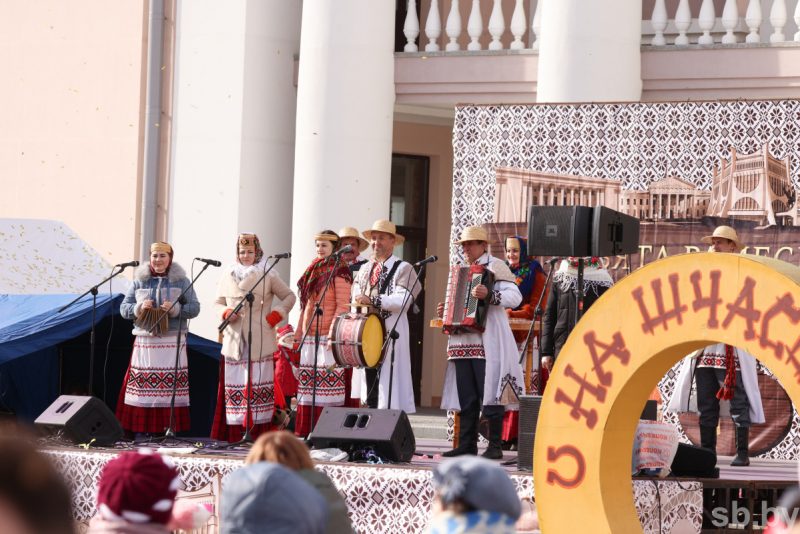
730, 426, 750, 467
731, 452, 750, 467
481, 443, 503, 460
442, 444, 478, 457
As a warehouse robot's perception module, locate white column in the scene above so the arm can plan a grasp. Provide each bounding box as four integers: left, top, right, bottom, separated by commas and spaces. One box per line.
537, 0, 642, 102
290, 0, 394, 309
170, 0, 301, 339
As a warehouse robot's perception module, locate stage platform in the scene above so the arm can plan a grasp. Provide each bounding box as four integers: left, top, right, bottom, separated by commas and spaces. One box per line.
43, 435, 799, 534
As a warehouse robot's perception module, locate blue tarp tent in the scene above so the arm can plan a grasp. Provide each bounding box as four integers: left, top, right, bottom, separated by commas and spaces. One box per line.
0, 293, 221, 436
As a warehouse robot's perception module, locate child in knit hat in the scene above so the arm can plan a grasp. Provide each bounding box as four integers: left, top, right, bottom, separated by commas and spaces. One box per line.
87, 449, 182, 534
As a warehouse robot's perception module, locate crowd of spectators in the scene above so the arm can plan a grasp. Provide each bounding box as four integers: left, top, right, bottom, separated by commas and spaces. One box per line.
0, 425, 539, 534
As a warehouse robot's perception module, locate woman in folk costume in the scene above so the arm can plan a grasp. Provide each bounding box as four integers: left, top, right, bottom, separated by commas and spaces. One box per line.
504, 236, 547, 322
667, 226, 764, 467
294, 230, 353, 437
118, 242, 200, 434
540, 257, 614, 373
439, 226, 525, 460
211, 233, 296, 442
501, 236, 548, 448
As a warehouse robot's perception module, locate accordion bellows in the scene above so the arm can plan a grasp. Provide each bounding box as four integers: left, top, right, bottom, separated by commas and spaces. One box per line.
135, 307, 169, 335
441, 264, 494, 334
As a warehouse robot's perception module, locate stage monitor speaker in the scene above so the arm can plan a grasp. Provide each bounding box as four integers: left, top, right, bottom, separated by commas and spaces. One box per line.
527, 206, 593, 258
591, 206, 641, 256
670, 442, 718, 478
640, 399, 657, 421
309, 408, 416, 463
517, 395, 543, 472
35, 395, 123, 446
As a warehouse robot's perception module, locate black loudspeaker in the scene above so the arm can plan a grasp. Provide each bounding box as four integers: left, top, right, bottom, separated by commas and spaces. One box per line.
309, 408, 416, 462
517, 395, 543, 472
527, 206, 593, 257
670, 442, 718, 478
591, 206, 641, 256
640, 400, 658, 421
35, 395, 123, 446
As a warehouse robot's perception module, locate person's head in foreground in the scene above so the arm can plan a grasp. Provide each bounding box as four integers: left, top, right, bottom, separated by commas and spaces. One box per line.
221, 462, 328, 534
245, 430, 314, 469
0, 430, 75, 534
428, 456, 521, 534
89, 449, 181, 533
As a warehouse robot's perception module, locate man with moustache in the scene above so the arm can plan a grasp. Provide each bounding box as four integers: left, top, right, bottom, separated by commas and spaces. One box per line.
437, 226, 524, 459
351, 219, 419, 413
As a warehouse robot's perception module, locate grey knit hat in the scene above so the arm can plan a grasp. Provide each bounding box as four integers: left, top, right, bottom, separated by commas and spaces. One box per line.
221, 462, 328, 534
432, 456, 521, 520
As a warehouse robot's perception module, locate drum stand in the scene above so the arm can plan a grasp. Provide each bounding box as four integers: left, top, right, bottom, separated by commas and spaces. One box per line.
297, 253, 346, 436
146, 261, 215, 445
215, 256, 284, 448
380, 262, 425, 408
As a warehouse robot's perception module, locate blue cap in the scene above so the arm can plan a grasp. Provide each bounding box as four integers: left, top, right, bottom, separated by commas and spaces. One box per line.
221, 462, 328, 534
433, 456, 521, 520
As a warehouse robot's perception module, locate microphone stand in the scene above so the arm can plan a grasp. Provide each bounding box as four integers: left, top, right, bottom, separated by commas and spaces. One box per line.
148, 262, 212, 444
297, 253, 345, 436
216, 257, 282, 447
575, 257, 585, 324
518, 259, 557, 395
58, 264, 132, 397
379, 260, 424, 409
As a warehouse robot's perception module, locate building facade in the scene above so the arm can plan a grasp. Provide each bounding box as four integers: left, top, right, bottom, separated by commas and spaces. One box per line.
5, 0, 800, 406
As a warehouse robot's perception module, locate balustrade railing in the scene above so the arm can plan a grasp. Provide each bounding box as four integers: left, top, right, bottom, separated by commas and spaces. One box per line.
398, 0, 800, 54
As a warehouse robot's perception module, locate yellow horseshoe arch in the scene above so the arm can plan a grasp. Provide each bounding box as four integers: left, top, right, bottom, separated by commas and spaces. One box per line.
533, 253, 800, 533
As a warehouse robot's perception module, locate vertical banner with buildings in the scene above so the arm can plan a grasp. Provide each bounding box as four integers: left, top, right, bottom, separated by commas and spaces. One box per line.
451, 101, 800, 278
451, 101, 800, 459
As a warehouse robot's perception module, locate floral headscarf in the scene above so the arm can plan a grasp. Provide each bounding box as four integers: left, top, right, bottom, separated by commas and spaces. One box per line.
504, 236, 543, 302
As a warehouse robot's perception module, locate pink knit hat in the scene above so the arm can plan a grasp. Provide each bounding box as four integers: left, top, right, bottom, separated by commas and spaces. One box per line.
96, 449, 181, 525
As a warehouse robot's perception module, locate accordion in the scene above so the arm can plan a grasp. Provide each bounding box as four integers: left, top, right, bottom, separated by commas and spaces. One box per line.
134, 307, 169, 336
442, 264, 495, 334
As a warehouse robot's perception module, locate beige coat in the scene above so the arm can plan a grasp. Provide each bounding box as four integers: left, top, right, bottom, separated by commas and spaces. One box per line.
215, 269, 296, 360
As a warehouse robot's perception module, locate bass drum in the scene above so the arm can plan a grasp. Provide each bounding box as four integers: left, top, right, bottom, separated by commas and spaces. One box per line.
330, 312, 386, 368
679, 371, 793, 457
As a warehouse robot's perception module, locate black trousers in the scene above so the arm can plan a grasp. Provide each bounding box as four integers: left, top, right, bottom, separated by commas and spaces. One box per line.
454, 358, 486, 417
695, 367, 751, 428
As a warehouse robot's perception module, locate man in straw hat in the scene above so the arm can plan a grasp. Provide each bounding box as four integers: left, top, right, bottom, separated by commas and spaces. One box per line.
667, 225, 764, 467
436, 225, 525, 459
338, 226, 370, 276
351, 219, 420, 413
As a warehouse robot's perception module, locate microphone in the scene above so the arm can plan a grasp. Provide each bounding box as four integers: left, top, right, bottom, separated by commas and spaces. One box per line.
115, 260, 140, 269
333, 244, 354, 256
270, 252, 292, 259
195, 257, 222, 267
548, 257, 561, 266
414, 255, 438, 268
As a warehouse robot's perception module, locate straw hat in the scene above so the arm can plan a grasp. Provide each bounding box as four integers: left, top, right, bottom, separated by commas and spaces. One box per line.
362, 219, 405, 246
700, 225, 743, 251
337, 227, 369, 252
454, 225, 489, 244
